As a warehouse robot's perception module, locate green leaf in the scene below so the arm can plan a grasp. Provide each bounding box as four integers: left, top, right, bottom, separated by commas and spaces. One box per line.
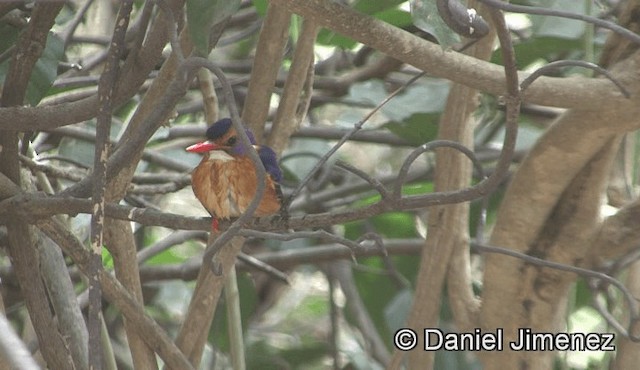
102, 247, 114, 268
572, 279, 593, 310
374, 212, 420, 238
0, 23, 20, 54
348, 79, 388, 106
529, 0, 587, 40
382, 80, 449, 120
143, 249, 185, 265
210, 272, 259, 351
376, 8, 413, 29
317, 29, 359, 49
347, 78, 449, 121
186, 0, 241, 55
27, 32, 64, 106
384, 113, 440, 145
344, 209, 421, 240
252, 0, 268, 16
0, 31, 64, 106
384, 288, 413, 331
410, 0, 460, 48
493, 36, 583, 68
354, 0, 405, 14
349, 255, 421, 344
58, 120, 122, 167
317, 1, 409, 49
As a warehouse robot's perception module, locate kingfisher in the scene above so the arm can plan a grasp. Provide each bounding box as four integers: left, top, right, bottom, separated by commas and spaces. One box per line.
186, 118, 283, 231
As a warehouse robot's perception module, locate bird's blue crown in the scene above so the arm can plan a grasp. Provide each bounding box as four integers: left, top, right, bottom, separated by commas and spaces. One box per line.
206, 118, 281, 182
206, 118, 256, 145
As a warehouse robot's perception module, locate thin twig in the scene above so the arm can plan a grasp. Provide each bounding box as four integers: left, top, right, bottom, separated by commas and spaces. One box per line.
477, 0, 640, 46
155, 0, 184, 62
474, 242, 640, 340
60, 0, 96, 46
393, 139, 486, 199
284, 72, 426, 208
236, 253, 290, 284
239, 229, 365, 258
520, 60, 630, 98
335, 160, 390, 199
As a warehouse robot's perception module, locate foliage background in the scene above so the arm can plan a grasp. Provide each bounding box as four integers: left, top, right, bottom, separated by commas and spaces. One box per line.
0, 0, 639, 369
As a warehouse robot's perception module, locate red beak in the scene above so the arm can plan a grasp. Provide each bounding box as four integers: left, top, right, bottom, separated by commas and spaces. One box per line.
186, 141, 219, 153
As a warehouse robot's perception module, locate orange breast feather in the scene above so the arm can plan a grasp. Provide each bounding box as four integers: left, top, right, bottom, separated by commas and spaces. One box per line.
191, 156, 281, 219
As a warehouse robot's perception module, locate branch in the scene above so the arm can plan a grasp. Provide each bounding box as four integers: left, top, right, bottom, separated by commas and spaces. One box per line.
0, 2, 75, 368
476, 0, 640, 46
0, 313, 40, 370
0, 0, 183, 131
36, 218, 195, 370
330, 260, 391, 365
588, 198, 640, 264
267, 0, 628, 110
520, 60, 630, 97
241, 3, 291, 138
475, 242, 640, 341
138, 239, 422, 283
89, 3, 134, 367
268, 18, 319, 154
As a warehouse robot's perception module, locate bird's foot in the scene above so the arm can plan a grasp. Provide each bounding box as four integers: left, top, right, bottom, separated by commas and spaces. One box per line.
211, 217, 219, 233
277, 206, 290, 229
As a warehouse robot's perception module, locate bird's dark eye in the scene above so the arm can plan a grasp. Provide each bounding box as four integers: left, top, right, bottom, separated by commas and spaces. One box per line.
227, 136, 237, 146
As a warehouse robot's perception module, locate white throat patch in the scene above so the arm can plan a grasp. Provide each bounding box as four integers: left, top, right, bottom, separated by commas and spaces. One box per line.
208, 150, 235, 162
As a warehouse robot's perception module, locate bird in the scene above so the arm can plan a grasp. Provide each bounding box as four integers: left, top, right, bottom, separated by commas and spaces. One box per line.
186, 118, 283, 231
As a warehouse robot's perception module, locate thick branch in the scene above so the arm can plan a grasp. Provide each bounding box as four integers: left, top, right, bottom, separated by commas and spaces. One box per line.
36, 218, 194, 370
267, 0, 628, 110
0, 0, 185, 131
242, 4, 290, 138
588, 198, 640, 264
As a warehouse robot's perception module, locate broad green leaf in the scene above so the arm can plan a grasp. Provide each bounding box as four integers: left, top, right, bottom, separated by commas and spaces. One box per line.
282, 138, 332, 184
210, 271, 258, 351
529, 0, 587, 40
382, 80, 450, 120
186, 0, 241, 55
0, 31, 64, 106
102, 247, 114, 268
487, 118, 544, 152
410, 0, 460, 48
143, 249, 186, 266
376, 8, 413, 29
58, 120, 122, 167
317, 29, 359, 49
252, 0, 268, 16
317, 1, 409, 49
354, 0, 405, 14
346, 78, 449, 127
493, 36, 583, 68
246, 340, 327, 370
279, 344, 330, 368
348, 79, 388, 106
27, 32, 64, 106
350, 255, 421, 345
384, 288, 413, 331
572, 280, 593, 310
58, 136, 96, 168
384, 113, 440, 145
0, 24, 20, 54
